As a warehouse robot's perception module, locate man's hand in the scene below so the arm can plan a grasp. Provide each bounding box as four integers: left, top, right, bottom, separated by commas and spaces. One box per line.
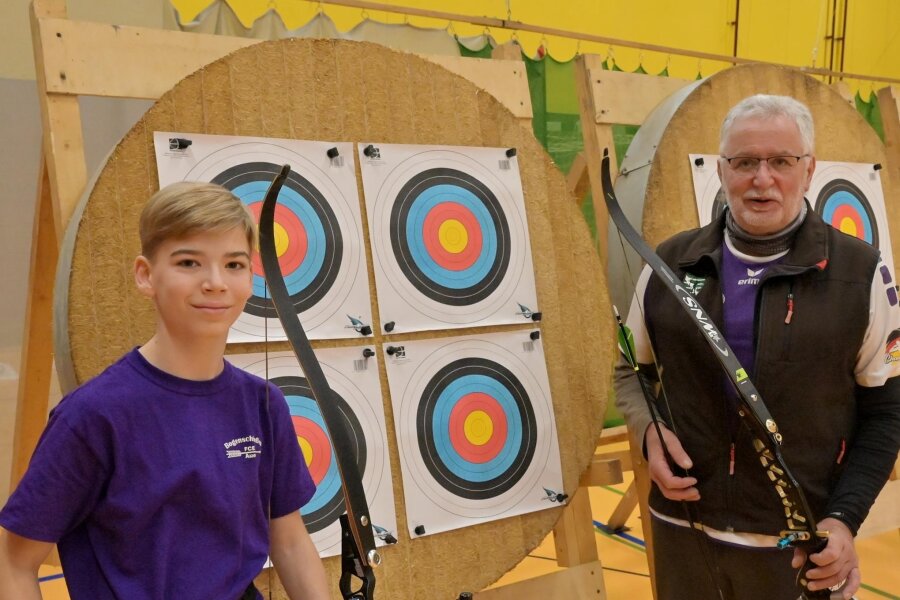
791, 518, 860, 599
644, 424, 700, 501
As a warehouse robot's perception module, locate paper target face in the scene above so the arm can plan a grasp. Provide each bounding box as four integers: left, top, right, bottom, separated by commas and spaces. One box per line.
226, 350, 396, 557
689, 154, 728, 225
360, 144, 539, 333
808, 161, 896, 282
810, 162, 886, 247
153, 132, 372, 342
384, 332, 562, 537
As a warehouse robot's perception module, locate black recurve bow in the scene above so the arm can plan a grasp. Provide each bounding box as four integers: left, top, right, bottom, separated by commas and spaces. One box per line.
601, 150, 833, 599
259, 165, 380, 599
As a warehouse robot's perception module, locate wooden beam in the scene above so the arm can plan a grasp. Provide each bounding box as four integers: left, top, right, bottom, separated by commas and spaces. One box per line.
476, 560, 606, 599
567, 152, 591, 203
33, 17, 534, 120
35, 17, 259, 100
10, 160, 58, 492
574, 54, 615, 268
578, 450, 631, 487
588, 70, 691, 126
553, 486, 599, 567
877, 86, 900, 188
605, 480, 638, 531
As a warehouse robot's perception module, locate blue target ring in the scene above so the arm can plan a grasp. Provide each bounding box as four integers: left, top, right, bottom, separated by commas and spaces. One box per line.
431, 374, 522, 482
391, 168, 511, 306
273, 375, 365, 534
417, 358, 537, 499
212, 162, 343, 318
816, 178, 879, 247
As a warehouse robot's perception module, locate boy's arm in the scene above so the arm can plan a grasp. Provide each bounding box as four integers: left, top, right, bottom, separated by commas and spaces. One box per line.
0, 526, 53, 600
270, 512, 329, 600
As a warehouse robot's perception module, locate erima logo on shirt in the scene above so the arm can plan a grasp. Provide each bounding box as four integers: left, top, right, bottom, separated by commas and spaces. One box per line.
224, 435, 262, 459
738, 266, 765, 286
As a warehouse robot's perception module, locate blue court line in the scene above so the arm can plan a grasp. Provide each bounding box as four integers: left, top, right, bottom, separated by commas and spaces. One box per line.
38, 572, 64, 583
593, 518, 646, 548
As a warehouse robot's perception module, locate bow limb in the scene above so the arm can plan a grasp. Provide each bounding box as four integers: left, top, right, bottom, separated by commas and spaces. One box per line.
259, 165, 378, 600
601, 150, 831, 599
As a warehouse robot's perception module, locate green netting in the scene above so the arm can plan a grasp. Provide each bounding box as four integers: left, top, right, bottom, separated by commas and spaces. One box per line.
855, 91, 885, 142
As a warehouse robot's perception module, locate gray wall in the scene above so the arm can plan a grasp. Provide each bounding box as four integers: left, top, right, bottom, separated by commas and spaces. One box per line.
0, 78, 152, 349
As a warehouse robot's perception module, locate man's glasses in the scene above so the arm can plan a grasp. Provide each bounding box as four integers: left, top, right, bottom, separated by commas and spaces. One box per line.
721, 154, 810, 174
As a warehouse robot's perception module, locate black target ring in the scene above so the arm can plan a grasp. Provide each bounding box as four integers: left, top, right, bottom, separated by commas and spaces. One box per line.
212, 161, 344, 318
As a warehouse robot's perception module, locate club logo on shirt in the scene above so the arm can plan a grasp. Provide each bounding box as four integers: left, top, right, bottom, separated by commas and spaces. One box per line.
682, 273, 706, 295
884, 329, 900, 364
224, 435, 262, 459
738, 266, 765, 286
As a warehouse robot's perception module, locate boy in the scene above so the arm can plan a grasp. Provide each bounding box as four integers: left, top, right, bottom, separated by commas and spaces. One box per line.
0, 182, 329, 599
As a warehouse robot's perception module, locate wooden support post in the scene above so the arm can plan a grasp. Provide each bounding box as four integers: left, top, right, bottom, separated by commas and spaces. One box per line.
553, 486, 599, 567
877, 86, 900, 188
10, 160, 59, 491
475, 561, 607, 599
628, 430, 658, 599
574, 55, 616, 267
567, 152, 592, 204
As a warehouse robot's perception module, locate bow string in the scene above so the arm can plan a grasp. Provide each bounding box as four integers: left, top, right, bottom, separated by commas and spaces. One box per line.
259, 165, 379, 600
601, 149, 832, 599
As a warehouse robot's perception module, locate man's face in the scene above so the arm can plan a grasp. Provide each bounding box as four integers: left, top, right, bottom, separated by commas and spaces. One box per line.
717, 115, 816, 235
134, 227, 253, 344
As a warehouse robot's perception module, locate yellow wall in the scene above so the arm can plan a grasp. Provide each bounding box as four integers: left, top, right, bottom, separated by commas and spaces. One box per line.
170, 0, 899, 96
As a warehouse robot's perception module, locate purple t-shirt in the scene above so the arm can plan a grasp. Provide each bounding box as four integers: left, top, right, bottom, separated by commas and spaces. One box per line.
0, 349, 315, 600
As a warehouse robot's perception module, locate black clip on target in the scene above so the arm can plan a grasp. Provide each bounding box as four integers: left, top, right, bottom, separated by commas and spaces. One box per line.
383, 321, 395, 332
505, 147, 517, 158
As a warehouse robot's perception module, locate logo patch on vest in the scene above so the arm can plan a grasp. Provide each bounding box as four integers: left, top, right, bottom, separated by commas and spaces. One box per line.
885, 329, 900, 364
682, 273, 706, 295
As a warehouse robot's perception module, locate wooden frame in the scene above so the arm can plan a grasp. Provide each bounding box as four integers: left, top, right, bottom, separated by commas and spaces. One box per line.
19, 3, 623, 597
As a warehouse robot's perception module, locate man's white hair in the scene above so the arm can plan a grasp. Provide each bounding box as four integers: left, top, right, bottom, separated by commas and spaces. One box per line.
719, 94, 815, 154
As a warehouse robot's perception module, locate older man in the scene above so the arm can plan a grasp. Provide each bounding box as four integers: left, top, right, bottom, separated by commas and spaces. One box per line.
614, 94, 900, 599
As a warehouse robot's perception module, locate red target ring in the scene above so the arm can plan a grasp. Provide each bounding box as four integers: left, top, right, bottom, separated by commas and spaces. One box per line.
829, 204, 866, 240
248, 202, 307, 277
447, 392, 508, 464
291, 414, 332, 483
422, 202, 484, 272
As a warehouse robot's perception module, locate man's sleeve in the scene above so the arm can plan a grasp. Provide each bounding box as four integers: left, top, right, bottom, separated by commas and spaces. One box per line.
268, 383, 317, 519
613, 265, 662, 448
0, 405, 108, 542
826, 258, 900, 534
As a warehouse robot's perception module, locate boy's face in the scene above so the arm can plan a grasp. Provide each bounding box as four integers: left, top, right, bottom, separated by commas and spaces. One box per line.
134, 227, 253, 343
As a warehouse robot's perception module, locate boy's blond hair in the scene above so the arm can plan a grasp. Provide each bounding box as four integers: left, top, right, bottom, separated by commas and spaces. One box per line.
139, 181, 256, 259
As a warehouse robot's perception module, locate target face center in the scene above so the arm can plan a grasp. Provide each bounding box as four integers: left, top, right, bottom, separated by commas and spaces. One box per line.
439, 219, 469, 254
274, 221, 291, 257
838, 216, 858, 237
298, 435, 314, 467
463, 410, 494, 446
